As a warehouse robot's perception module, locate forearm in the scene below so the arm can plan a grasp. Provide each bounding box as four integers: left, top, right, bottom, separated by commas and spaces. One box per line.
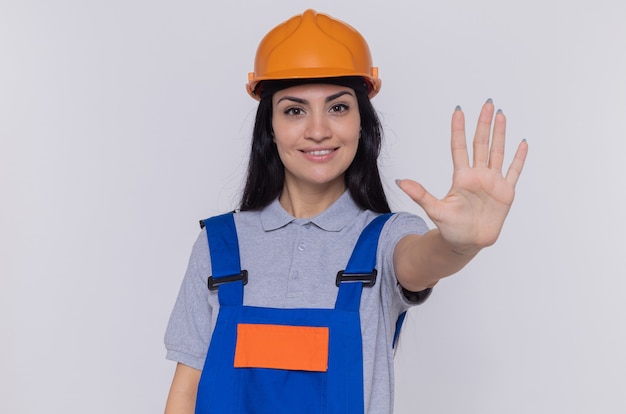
393, 229, 480, 292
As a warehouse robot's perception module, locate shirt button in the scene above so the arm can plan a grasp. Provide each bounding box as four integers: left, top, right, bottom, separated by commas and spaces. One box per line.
298, 242, 306, 251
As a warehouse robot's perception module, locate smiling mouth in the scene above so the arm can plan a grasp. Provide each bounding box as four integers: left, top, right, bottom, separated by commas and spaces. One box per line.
303, 149, 336, 156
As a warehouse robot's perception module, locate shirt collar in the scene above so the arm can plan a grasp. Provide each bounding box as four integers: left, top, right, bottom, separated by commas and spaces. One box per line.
260, 191, 362, 232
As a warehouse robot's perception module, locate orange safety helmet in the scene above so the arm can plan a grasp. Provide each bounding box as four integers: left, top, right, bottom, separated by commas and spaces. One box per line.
246, 9, 382, 100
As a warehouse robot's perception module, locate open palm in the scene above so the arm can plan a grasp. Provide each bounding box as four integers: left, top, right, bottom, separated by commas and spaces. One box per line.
397, 100, 528, 254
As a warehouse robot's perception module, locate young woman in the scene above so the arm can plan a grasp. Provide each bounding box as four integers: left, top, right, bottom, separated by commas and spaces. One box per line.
164, 9, 528, 414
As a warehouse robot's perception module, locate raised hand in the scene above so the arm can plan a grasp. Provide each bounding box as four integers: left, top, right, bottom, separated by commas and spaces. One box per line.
397, 100, 528, 255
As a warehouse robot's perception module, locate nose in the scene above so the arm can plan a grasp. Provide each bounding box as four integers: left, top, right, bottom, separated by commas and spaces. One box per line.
305, 112, 331, 142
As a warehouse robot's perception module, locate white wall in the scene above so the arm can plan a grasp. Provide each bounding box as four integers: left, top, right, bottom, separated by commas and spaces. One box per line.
1, 0, 624, 412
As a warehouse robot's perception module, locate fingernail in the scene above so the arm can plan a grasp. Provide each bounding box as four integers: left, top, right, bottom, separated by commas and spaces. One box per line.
496, 108, 504, 115
486, 98, 493, 104
455, 105, 462, 111
395, 179, 402, 187
522, 138, 527, 143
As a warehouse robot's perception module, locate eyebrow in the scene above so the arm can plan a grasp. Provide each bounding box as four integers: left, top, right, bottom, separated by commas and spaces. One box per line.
276, 90, 354, 105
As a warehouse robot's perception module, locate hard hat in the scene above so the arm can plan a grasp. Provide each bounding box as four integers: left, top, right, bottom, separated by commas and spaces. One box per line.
246, 9, 381, 100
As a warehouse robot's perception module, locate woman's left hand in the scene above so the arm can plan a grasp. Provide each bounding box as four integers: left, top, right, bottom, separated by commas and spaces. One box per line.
397, 100, 528, 255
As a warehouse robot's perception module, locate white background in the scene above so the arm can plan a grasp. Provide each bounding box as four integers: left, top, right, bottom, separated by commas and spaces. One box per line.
1, 0, 625, 412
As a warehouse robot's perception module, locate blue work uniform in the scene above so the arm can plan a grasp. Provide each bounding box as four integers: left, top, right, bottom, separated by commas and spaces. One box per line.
195, 212, 394, 414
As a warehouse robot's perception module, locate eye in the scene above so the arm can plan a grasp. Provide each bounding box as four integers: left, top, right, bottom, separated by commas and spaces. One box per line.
329, 103, 349, 113
284, 107, 305, 116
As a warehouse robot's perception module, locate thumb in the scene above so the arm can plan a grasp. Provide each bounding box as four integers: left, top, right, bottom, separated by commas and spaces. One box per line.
396, 179, 441, 219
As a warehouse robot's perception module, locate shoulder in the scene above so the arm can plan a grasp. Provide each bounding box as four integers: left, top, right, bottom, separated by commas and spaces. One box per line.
384, 211, 429, 238
375, 211, 429, 262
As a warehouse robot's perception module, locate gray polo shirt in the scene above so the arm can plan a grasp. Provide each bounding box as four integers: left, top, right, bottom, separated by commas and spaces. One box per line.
165, 191, 429, 413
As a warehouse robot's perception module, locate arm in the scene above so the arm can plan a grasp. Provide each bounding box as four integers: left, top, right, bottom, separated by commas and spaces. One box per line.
164, 363, 201, 414
394, 100, 528, 291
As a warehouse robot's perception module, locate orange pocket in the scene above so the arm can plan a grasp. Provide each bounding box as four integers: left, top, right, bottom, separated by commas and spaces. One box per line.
234, 324, 329, 372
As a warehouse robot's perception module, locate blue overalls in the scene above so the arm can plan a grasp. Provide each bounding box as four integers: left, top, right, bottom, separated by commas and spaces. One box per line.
195, 212, 394, 414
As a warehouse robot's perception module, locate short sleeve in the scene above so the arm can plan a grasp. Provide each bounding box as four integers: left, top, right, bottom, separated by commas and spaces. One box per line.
377, 212, 431, 311
164, 230, 214, 370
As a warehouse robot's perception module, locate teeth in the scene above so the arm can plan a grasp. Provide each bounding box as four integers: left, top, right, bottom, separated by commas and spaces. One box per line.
307, 149, 333, 156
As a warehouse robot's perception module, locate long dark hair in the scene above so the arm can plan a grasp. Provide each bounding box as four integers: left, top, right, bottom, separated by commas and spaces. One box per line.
239, 79, 390, 214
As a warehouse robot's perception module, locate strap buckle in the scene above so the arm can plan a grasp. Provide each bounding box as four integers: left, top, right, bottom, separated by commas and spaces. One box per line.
208, 270, 248, 291
335, 269, 377, 287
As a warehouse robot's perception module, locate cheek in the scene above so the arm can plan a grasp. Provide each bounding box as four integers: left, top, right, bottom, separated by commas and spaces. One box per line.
271, 119, 299, 146
341, 125, 361, 147
340, 115, 361, 144
272, 135, 295, 164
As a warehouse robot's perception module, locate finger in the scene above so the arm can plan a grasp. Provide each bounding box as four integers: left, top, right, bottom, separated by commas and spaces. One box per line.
473, 99, 495, 167
451, 106, 470, 171
505, 139, 529, 186
488, 108, 506, 172
396, 179, 442, 222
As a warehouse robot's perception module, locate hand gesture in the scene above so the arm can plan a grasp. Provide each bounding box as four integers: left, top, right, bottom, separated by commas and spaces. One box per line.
397, 100, 528, 255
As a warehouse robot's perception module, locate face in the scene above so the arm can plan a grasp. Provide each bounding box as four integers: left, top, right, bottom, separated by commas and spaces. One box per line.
271, 83, 361, 193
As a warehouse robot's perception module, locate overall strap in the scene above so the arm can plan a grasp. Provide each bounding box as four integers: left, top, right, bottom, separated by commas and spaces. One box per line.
335, 213, 393, 312
201, 213, 245, 306
393, 311, 407, 349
